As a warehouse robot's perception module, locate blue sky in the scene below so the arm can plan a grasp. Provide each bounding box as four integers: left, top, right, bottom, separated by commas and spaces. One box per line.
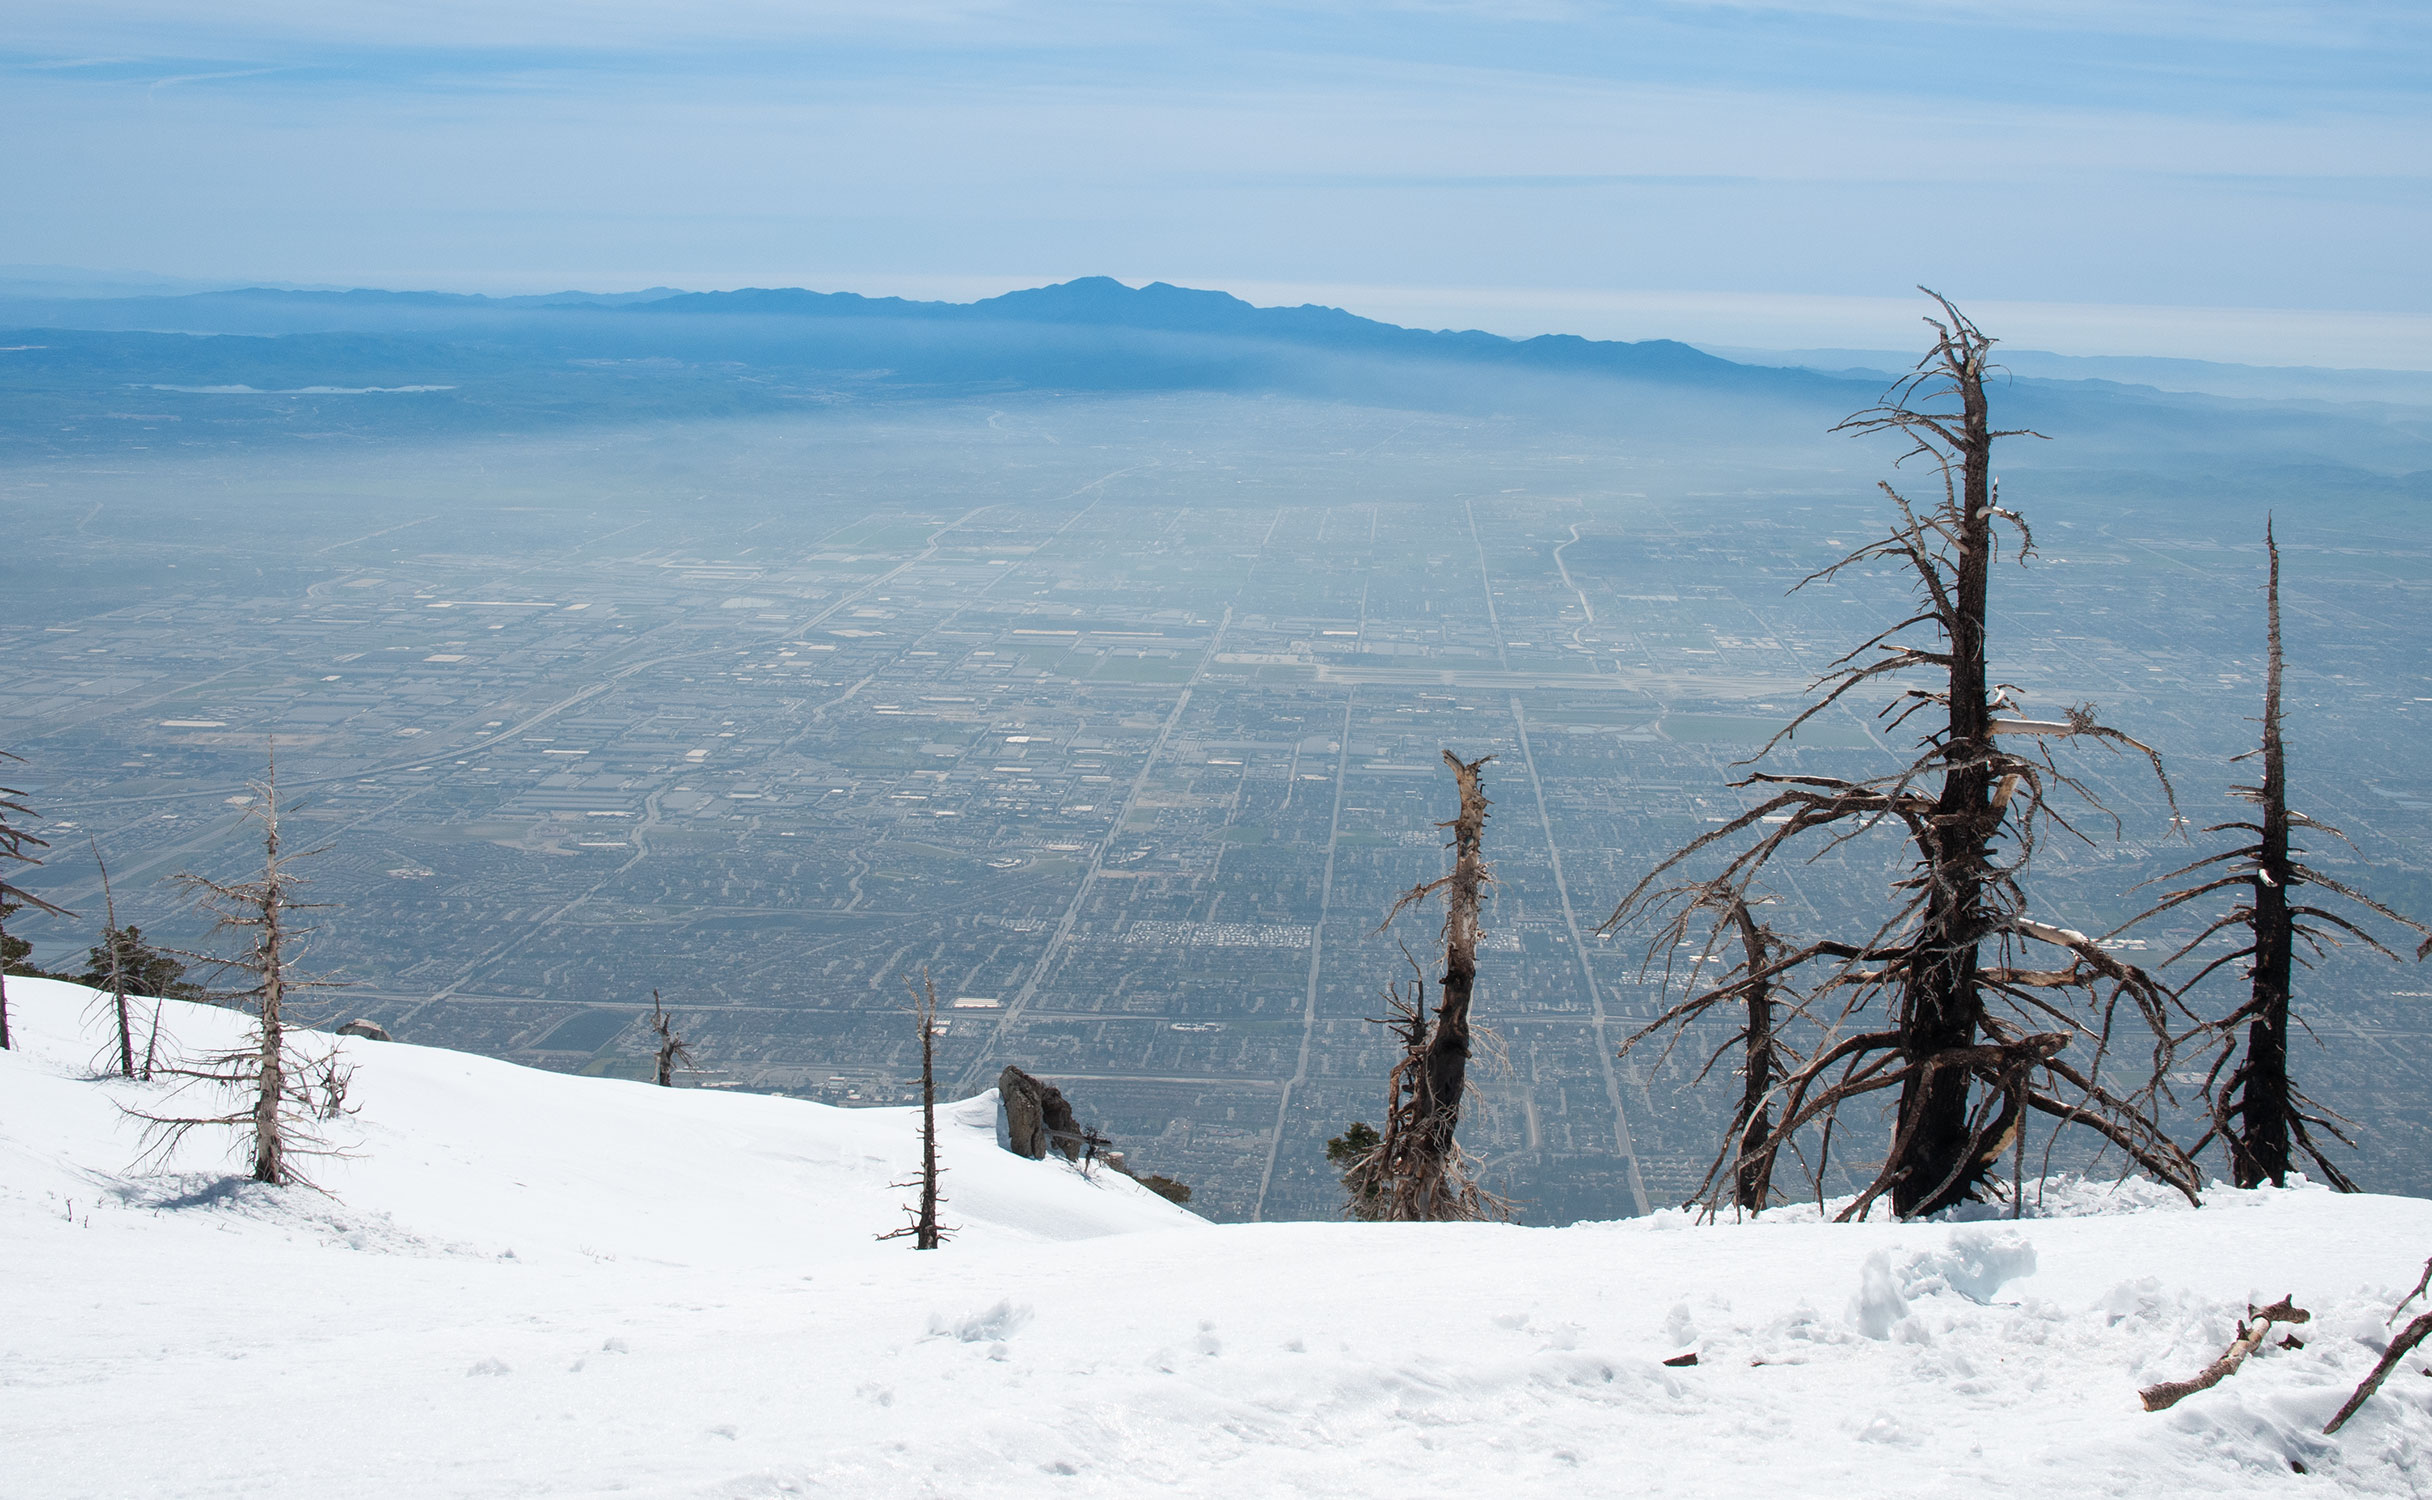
6, 2, 2428, 363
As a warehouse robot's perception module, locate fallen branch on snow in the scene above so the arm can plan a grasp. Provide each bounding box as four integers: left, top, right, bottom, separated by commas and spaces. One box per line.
2139, 1297, 2310, 1413
2324, 1314, 2432, 1435
2323, 1261, 2432, 1435
2389, 1257, 2432, 1326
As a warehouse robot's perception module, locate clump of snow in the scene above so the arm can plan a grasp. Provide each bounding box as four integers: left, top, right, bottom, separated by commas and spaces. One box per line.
1756, 1171, 2210, 1225
1849, 1250, 1914, 1340
930, 1298, 1033, 1343
1905, 1227, 2039, 1303
9, 978, 2432, 1498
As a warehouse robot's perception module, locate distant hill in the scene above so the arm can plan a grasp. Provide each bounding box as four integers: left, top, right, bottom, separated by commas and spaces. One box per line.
5, 278, 2430, 476
632, 276, 1752, 386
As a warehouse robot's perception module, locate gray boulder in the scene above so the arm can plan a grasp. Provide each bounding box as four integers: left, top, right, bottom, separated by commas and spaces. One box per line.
997, 1065, 1083, 1161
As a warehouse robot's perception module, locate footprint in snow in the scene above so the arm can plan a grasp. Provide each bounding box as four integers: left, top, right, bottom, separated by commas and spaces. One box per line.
466, 1357, 512, 1377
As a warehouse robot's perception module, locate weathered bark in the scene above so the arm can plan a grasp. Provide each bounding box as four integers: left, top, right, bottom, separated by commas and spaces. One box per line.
1887, 317, 2001, 1219
1411, 750, 1490, 1177
247, 782, 291, 1185
1728, 899, 1781, 1212
1347, 750, 1502, 1221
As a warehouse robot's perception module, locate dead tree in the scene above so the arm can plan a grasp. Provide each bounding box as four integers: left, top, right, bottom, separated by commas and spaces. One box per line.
90, 840, 135, 1078
648, 990, 694, 1087
881, 973, 951, 1249
1603, 293, 2200, 1220
133, 757, 338, 1186
1341, 750, 1504, 1222
2125, 525, 2431, 1190
0, 752, 74, 1050
1617, 880, 1805, 1214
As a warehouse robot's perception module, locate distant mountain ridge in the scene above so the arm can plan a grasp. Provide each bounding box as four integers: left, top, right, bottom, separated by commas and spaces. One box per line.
0, 274, 1772, 390
7, 277, 2430, 474
632, 276, 1746, 384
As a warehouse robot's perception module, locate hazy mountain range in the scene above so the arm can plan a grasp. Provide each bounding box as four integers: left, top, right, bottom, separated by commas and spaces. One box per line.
3, 277, 2429, 485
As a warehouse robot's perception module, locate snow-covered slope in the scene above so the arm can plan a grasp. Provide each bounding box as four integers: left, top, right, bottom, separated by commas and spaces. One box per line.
8, 977, 2432, 1498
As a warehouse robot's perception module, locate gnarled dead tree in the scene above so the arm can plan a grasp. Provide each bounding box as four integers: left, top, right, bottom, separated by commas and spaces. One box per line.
2124, 525, 2430, 1190
1603, 293, 2200, 1220
133, 757, 342, 1186
1, 751, 73, 1051
648, 990, 694, 1087
881, 973, 952, 1250
1617, 880, 1806, 1214
1339, 750, 1505, 1222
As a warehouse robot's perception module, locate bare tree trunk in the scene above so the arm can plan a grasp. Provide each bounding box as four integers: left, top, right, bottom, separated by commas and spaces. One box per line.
911, 976, 943, 1249
2131, 523, 2429, 1192
1729, 899, 1780, 1212
2228, 528, 2296, 1188
1351, 751, 1503, 1222
1890, 342, 2000, 1220
94, 842, 135, 1078
249, 782, 290, 1186
130, 751, 340, 1188
883, 974, 950, 1249
1414, 751, 1490, 1176
2, 753, 75, 1051
649, 990, 692, 1086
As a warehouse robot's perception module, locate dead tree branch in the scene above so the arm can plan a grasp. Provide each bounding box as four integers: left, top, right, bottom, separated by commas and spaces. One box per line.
2324, 1313, 2432, 1435
2139, 1297, 2311, 1412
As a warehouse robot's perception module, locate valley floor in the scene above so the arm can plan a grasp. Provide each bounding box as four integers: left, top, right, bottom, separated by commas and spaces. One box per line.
7, 978, 2431, 1498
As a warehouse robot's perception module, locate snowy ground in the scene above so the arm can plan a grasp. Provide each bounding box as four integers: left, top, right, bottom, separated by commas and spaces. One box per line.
8, 977, 2431, 1499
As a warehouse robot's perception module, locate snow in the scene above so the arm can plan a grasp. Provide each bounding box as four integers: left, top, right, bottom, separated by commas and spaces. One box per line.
8, 977, 2432, 1498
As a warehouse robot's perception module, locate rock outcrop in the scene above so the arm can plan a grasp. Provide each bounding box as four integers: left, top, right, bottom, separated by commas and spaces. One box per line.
997, 1065, 1083, 1161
